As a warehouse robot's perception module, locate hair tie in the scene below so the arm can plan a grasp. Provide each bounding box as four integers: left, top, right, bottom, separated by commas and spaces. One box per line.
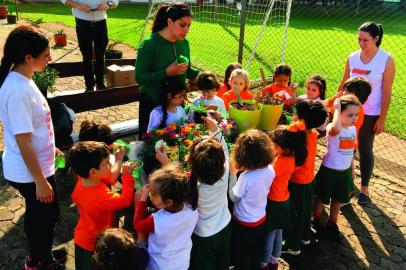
288, 120, 306, 132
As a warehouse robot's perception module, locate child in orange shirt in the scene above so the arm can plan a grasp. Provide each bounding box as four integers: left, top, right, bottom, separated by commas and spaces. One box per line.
217, 62, 242, 98
284, 101, 328, 254
261, 64, 298, 106
68, 141, 136, 270
261, 124, 307, 269
221, 68, 254, 110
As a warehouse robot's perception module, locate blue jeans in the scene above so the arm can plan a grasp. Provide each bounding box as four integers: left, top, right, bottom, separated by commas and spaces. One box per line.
262, 229, 283, 263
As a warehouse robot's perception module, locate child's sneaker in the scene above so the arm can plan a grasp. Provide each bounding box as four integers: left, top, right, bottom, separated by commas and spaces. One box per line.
268, 261, 278, 270
311, 219, 323, 235
326, 221, 343, 243
301, 239, 311, 245
24, 257, 39, 270
282, 248, 301, 256
52, 248, 67, 264
357, 192, 370, 205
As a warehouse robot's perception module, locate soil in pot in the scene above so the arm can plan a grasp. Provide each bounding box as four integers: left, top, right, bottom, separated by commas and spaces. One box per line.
230, 102, 257, 111
194, 111, 207, 124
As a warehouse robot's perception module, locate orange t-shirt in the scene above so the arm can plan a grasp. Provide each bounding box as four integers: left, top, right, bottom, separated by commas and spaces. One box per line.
222, 89, 254, 110
72, 174, 134, 251
261, 82, 293, 97
268, 154, 295, 202
217, 83, 229, 99
291, 129, 318, 184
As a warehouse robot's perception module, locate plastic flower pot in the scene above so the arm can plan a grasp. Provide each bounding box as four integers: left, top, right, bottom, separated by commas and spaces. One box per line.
229, 100, 262, 131
0, 6, 8, 19
54, 34, 67, 46
129, 160, 144, 190
193, 111, 207, 124
257, 103, 284, 131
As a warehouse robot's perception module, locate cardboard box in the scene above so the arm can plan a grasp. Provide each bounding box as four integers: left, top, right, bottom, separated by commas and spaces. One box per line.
106, 64, 135, 87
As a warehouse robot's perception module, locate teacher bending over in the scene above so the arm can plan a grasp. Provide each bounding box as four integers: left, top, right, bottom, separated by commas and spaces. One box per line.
338, 21, 395, 205
136, 2, 199, 137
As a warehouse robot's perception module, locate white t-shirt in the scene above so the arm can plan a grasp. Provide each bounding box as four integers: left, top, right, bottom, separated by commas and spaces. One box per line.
192, 95, 227, 115
322, 123, 356, 170
0, 72, 55, 183
232, 165, 275, 223
148, 204, 198, 270
194, 130, 231, 237
349, 49, 391, 115
147, 105, 187, 131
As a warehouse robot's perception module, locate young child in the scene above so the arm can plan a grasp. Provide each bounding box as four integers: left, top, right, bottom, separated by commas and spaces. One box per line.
313, 95, 360, 242
93, 228, 148, 270
261, 125, 307, 269
342, 78, 372, 204
221, 68, 253, 110
217, 62, 242, 98
188, 116, 231, 270
284, 101, 328, 254
297, 75, 327, 103
191, 71, 227, 117
147, 77, 188, 131
229, 129, 275, 270
261, 64, 298, 105
133, 164, 199, 270
78, 120, 124, 185
68, 141, 136, 270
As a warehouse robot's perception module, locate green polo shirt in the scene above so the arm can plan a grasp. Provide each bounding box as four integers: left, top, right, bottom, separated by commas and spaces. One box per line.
135, 32, 199, 104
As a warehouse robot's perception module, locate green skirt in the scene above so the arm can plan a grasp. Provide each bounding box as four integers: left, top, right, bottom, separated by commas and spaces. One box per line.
265, 199, 297, 231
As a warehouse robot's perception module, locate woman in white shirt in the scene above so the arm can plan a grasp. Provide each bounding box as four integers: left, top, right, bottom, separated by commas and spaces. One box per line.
337, 21, 395, 205
0, 26, 64, 270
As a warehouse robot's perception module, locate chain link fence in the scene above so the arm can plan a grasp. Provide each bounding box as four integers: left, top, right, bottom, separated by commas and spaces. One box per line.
16, 0, 406, 179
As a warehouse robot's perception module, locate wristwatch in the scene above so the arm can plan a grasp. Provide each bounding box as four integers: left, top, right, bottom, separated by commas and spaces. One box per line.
106, 1, 113, 7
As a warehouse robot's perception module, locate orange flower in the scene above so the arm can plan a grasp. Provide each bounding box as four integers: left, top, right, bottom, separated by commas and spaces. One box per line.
193, 130, 201, 135
156, 129, 168, 136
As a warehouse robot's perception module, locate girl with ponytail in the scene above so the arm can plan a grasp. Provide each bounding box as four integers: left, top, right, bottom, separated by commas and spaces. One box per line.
136, 2, 199, 137
133, 163, 198, 270
0, 26, 64, 270
337, 21, 395, 205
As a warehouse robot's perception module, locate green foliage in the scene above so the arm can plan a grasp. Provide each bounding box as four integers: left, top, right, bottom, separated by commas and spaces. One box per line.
32, 67, 59, 94
55, 29, 65, 35
30, 18, 43, 27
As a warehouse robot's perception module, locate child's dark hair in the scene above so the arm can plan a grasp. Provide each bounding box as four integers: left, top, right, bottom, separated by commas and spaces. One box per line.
0, 25, 49, 87
339, 94, 361, 112
273, 63, 292, 84
79, 120, 114, 145
233, 129, 273, 171
306, 74, 327, 100
343, 77, 371, 104
159, 77, 186, 129
152, 3, 192, 33
296, 100, 328, 129
68, 141, 110, 178
224, 62, 242, 90
197, 71, 221, 91
149, 163, 198, 211
271, 126, 307, 166
358, 21, 383, 47
188, 136, 225, 185
93, 228, 138, 270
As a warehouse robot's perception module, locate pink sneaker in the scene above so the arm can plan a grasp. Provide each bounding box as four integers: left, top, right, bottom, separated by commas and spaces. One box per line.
24, 257, 39, 270
268, 261, 278, 270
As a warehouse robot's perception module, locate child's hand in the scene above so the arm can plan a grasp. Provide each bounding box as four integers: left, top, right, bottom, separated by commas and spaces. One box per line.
122, 161, 136, 176
55, 148, 64, 157
333, 98, 341, 111
114, 146, 125, 162
202, 114, 218, 132
140, 184, 150, 202
335, 90, 345, 99
155, 147, 170, 166
166, 62, 188, 76
289, 83, 299, 92
134, 190, 142, 208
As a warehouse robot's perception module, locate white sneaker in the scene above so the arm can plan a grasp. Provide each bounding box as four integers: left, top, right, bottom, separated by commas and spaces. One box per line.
282, 249, 301, 256
302, 240, 311, 245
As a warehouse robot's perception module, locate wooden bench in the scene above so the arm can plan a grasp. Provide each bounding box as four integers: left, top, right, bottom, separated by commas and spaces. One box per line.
47, 59, 140, 148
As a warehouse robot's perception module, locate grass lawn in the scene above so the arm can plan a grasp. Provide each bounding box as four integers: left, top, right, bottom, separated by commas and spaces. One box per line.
17, 3, 406, 138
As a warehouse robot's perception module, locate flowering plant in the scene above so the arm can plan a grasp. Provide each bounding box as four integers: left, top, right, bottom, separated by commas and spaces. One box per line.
218, 117, 239, 148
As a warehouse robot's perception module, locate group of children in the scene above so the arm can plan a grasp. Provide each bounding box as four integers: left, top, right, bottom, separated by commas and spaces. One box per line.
65, 61, 372, 270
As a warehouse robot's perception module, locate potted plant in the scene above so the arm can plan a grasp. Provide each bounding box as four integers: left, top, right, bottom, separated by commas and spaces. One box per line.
32, 67, 59, 98
256, 94, 284, 131
0, 0, 8, 19
29, 18, 43, 28
6, 9, 15, 24
229, 100, 262, 131
190, 96, 208, 124
105, 41, 123, 59
54, 29, 67, 47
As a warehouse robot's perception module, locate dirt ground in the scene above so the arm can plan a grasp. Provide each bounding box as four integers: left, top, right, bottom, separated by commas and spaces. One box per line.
0, 20, 405, 270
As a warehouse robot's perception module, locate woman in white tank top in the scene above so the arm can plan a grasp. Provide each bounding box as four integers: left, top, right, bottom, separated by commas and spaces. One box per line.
337, 22, 395, 205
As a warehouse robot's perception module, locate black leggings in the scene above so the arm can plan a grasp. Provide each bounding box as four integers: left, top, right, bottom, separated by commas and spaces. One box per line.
358, 115, 379, 187
7, 176, 60, 264
138, 92, 157, 139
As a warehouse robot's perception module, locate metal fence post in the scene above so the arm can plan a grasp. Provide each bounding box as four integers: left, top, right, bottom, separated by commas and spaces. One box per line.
238, 0, 247, 64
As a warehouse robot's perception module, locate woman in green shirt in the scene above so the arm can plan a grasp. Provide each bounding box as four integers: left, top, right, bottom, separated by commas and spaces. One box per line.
136, 3, 199, 137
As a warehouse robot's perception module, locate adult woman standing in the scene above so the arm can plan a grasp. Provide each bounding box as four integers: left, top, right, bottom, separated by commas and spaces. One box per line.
0, 26, 64, 270
338, 21, 395, 205
136, 2, 199, 137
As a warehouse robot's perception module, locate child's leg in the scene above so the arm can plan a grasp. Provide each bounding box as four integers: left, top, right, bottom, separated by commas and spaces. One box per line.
75, 244, 94, 270
262, 230, 277, 265
313, 197, 324, 222
328, 200, 342, 223
272, 229, 283, 258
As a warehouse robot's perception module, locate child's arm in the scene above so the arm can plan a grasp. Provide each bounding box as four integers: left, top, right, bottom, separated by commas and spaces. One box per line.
228, 160, 241, 203
329, 98, 342, 136
147, 108, 161, 132
133, 185, 155, 233
111, 147, 125, 182
99, 163, 136, 210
